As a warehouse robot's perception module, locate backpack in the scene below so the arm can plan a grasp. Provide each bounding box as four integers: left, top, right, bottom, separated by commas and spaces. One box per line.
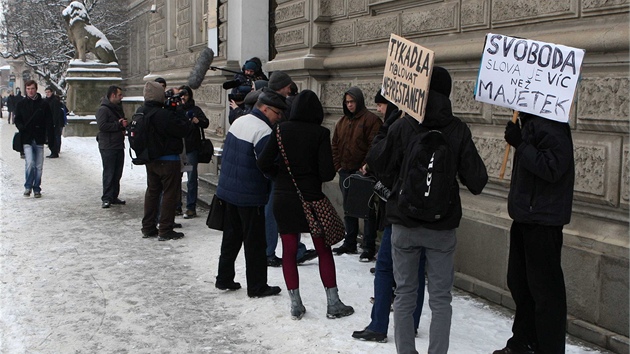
396, 116, 457, 222
127, 110, 158, 165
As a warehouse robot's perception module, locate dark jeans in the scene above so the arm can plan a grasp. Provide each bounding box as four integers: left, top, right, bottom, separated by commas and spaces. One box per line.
506, 222, 567, 354
99, 149, 124, 202
216, 202, 268, 295
369, 225, 425, 334
142, 160, 181, 235
49, 126, 63, 155
338, 169, 377, 251
184, 150, 199, 211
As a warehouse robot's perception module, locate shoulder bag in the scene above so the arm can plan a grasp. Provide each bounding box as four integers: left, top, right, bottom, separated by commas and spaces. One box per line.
197, 127, 214, 164
276, 125, 345, 247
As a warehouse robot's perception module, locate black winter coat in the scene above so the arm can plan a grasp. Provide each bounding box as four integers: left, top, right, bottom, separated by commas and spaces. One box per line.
507, 113, 574, 226
96, 97, 126, 150
45, 95, 65, 129
137, 101, 191, 159
257, 90, 336, 234
181, 99, 210, 153
366, 91, 488, 230
14, 94, 55, 148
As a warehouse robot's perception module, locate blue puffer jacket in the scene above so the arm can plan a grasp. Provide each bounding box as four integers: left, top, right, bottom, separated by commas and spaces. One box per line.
216, 109, 273, 207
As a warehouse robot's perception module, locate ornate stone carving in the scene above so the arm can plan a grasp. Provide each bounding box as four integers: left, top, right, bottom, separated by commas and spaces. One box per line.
356, 15, 398, 42
320, 82, 353, 108
622, 143, 629, 207
452, 80, 484, 115
402, 2, 459, 36
275, 27, 307, 48
583, 0, 629, 11
475, 135, 511, 179
348, 0, 367, 15
491, 0, 576, 23
577, 78, 629, 122
276, 1, 307, 25
461, 0, 489, 29
574, 145, 607, 197
319, 22, 355, 45
320, 0, 345, 18
196, 84, 223, 105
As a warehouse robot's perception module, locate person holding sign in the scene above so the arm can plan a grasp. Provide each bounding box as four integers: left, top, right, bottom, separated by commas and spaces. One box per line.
367, 67, 488, 354
331, 87, 383, 261
494, 112, 574, 354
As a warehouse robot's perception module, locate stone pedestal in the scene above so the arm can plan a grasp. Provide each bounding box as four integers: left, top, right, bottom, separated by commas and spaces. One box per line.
65, 60, 122, 116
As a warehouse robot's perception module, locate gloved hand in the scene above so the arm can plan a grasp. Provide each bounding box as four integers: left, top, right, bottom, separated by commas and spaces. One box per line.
504, 120, 523, 148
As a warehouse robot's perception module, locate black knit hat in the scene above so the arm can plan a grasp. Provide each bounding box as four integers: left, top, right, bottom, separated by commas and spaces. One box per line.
429, 66, 452, 97
374, 89, 388, 104
268, 71, 293, 91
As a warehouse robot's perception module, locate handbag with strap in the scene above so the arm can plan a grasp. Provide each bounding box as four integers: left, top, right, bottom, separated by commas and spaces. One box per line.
275, 125, 345, 247
342, 173, 377, 219
206, 194, 226, 231
197, 127, 214, 164
12, 132, 22, 152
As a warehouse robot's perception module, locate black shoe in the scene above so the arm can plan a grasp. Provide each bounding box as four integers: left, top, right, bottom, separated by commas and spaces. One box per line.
173, 223, 182, 229
267, 256, 282, 267
142, 228, 158, 238
46, 154, 59, 158
352, 328, 387, 343
101, 201, 111, 208
175, 207, 183, 216
297, 249, 317, 264
248, 285, 281, 298
215, 281, 242, 291
111, 198, 126, 205
359, 250, 375, 262
332, 244, 357, 255
492, 345, 536, 354
157, 230, 184, 241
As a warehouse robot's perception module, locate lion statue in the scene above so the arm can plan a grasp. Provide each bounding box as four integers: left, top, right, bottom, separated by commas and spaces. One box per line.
62, 1, 118, 63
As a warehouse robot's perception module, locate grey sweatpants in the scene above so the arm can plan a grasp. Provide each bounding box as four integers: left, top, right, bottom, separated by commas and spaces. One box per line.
392, 224, 456, 354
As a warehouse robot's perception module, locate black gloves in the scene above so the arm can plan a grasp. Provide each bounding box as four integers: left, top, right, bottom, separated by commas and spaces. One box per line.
504, 120, 523, 148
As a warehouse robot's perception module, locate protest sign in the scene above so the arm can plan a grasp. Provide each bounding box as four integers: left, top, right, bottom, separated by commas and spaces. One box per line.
382, 34, 434, 122
475, 33, 585, 123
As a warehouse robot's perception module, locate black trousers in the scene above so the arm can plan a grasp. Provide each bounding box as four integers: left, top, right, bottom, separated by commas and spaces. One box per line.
216, 202, 268, 295
507, 221, 567, 354
100, 149, 124, 202
142, 160, 180, 235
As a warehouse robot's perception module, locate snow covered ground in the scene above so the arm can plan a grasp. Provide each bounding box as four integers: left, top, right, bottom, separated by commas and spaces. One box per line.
0, 118, 608, 353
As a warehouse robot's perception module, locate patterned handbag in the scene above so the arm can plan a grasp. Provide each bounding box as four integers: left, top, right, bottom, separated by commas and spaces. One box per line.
276, 126, 345, 247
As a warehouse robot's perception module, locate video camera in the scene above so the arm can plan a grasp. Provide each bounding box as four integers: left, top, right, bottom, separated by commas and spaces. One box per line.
165, 88, 187, 108
223, 74, 254, 102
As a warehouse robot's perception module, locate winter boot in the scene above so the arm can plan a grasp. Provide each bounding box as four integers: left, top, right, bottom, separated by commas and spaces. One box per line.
325, 287, 354, 319
288, 289, 306, 320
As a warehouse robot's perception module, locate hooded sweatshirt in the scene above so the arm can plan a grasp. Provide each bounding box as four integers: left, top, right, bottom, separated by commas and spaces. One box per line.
331, 87, 382, 171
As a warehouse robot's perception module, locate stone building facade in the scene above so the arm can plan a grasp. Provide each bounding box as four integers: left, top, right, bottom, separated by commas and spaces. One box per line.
122, 1, 629, 352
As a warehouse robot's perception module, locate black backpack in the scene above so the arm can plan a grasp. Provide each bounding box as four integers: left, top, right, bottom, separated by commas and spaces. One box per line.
396, 116, 457, 222
127, 110, 158, 165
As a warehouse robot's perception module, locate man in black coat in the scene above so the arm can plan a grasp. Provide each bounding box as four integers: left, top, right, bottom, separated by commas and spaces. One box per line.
96, 85, 128, 208
493, 113, 574, 354
44, 87, 66, 158
139, 81, 191, 241
14, 80, 55, 198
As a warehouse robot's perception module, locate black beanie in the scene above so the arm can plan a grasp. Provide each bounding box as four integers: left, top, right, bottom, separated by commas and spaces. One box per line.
268, 71, 293, 91
374, 89, 388, 104
429, 66, 452, 97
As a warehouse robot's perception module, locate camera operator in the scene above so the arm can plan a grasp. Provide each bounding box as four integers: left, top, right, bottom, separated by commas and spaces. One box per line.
139, 81, 192, 241
177, 85, 209, 219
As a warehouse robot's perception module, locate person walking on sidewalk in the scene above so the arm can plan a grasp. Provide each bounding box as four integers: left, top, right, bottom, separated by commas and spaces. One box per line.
44, 87, 66, 158
96, 85, 128, 208
14, 80, 55, 198
258, 90, 354, 320
214, 91, 285, 298
331, 86, 382, 261
493, 112, 575, 354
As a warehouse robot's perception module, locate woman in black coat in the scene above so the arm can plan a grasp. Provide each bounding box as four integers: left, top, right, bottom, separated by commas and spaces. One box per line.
258, 90, 354, 321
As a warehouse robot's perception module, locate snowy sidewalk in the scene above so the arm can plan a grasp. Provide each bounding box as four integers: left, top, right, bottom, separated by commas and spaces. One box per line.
0, 119, 606, 353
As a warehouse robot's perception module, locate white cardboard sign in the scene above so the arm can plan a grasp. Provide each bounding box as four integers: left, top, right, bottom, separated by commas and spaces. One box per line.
475, 33, 585, 122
